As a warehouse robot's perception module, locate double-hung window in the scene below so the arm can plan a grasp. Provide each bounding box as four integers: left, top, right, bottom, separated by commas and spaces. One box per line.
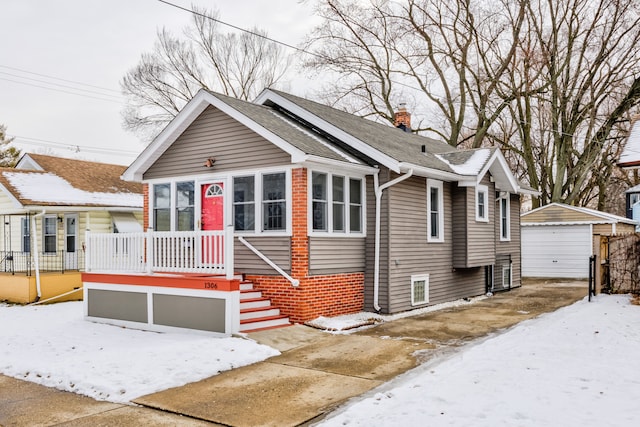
500, 195, 510, 241
43, 215, 57, 253
233, 172, 287, 233
21, 217, 30, 253
175, 181, 195, 231
233, 176, 256, 231
427, 179, 444, 242
153, 183, 171, 231
476, 185, 489, 222
262, 172, 286, 231
311, 171, 363, 235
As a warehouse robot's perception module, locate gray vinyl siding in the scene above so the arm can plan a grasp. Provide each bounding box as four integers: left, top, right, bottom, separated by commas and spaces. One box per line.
309, 237, 365, 275
380, 176, 485, 314
453, 177, 495, 268
495, 193, 521, 287
144, 106, 291, 180
233, 236, 291, 275
364, 169, 389, 311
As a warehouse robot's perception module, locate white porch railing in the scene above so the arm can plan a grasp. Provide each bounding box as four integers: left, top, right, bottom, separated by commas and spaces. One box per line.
85, 229, 233, 276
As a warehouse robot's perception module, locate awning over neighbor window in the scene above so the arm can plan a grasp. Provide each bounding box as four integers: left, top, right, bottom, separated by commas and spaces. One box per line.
110, 212, 142, 233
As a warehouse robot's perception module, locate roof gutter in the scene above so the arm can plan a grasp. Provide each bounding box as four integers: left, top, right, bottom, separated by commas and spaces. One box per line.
373, 169, 414, 312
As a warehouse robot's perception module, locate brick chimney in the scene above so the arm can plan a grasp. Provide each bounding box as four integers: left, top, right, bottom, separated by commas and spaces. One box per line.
394, 103, 411, 132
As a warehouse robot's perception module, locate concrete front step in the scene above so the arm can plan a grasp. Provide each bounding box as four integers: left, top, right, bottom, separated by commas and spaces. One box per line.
240, 289, 262, 300
240, 297, 272, 310
239, 281, 254, 291
240, 307, 281, 321
240, 314, 290, 333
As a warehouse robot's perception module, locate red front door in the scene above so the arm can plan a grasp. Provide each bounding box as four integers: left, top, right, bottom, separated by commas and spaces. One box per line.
201, 182, 224, 265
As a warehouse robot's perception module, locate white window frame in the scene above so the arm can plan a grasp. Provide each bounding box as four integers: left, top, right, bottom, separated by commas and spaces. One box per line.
21, 217, 30, 253
308, 169, 366, 237
411, 274, 430, 305
502, 264, 512, 288
231, 167, 291, 236
476, 184, 489, 222
427, 179, 444, 243
500, 195, 511, 241
42, 214, 58, 254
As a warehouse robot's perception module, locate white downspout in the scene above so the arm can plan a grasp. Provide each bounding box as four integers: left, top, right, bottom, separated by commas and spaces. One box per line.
373, 169, 414, 312
31, 210, 46, 302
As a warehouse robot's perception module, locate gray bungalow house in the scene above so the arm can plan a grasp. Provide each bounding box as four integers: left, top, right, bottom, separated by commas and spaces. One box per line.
82, 88, 533, 335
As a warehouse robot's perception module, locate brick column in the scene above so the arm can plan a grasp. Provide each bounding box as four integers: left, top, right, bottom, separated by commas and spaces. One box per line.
291, 168, 308, 278
142, 184, 150, 230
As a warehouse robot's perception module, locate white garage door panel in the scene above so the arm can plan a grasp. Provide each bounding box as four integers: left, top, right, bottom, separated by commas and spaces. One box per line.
522, 225, 591, 278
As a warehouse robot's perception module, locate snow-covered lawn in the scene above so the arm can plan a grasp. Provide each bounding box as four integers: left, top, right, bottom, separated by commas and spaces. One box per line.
318, 294, 640, 427
1, 294, 639, 427
0, 301, 279, 403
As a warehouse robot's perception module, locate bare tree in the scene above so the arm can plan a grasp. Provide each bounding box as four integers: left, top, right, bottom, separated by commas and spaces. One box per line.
121, 6, 292, 141
304, 0, 640, 210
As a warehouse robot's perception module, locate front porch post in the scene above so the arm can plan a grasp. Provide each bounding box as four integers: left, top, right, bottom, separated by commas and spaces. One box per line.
225, 224, 234, 279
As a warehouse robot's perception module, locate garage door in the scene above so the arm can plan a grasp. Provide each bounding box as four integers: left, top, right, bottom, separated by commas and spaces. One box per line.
521, 225, 592, 278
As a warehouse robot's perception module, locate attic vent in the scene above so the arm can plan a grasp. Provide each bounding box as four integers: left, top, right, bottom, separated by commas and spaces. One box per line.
421, 145, 426, 153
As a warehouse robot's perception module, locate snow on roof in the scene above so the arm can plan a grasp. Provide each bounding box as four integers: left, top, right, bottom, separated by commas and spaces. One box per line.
3, 171, 142, 207
619, 119, 640, 167
435, 149, 491, 175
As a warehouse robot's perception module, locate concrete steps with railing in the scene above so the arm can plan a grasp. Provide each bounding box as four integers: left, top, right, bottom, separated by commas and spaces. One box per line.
239, 281, 290, 333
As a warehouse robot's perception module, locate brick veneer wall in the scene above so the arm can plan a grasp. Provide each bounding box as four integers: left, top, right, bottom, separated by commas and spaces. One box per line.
246, 167, 365, 323
142, 184, 149, 230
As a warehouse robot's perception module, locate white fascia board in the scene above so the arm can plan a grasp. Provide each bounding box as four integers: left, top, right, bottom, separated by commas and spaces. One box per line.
477, 150, 519, 193
256, 89, 402, 173
123, 90, 307, 182
398, 162, 463, 182
302, 156, 378, 175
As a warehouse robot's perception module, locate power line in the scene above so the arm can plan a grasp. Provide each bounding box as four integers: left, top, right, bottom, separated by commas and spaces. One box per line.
0, 77, 123, 104
156, 0, 320, 59
0, 64, 121, 94
0, 71, 122, 100
7, 134, 140, 157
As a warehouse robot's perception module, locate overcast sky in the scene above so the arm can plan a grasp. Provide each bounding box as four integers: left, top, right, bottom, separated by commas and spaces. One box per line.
0, 0, 319, 165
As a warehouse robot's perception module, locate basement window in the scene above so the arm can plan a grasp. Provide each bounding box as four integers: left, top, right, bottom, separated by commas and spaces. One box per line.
411, 274, 429, 305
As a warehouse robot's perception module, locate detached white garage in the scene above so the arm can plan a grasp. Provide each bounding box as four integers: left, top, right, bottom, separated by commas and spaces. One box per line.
521, 203, 637, 279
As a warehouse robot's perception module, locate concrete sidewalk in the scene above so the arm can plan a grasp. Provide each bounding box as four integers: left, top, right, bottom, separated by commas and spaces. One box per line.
0, 280, 587, 426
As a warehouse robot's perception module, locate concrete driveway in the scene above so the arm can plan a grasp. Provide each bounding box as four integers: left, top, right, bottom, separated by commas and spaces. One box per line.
0, 280, 587, 426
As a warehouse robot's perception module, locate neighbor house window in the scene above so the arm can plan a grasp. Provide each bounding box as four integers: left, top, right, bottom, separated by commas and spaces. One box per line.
153, 183, 171, 231
175, 181, 194, 231
262, 172, 286, 231
233, 176, 255, 231
476, 185, 489, 222
43, 215, 57, 253
427, 179, 444, 242
411, 274, 429, 305
21, 217, 30, 253
310, 171, 364, 235
500, 195, 510, 241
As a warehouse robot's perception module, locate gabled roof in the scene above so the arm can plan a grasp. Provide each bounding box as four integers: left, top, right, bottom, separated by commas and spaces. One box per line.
521, 202, 636, 225
125, 88, 529, 194
0, 154, 143, 209
618, 119, 640, 168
